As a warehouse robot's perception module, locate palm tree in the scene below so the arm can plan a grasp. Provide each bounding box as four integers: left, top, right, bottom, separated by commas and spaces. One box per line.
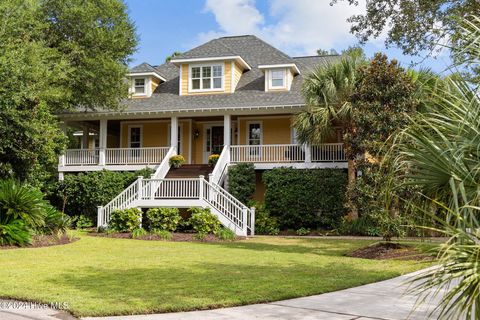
392, 15, 480, 319
293, 53, 365, 217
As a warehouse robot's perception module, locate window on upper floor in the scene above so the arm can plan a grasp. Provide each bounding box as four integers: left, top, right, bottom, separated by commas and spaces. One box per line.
134, 78, 146, 94
269, 69, 286, 89
190, 65, 223, 91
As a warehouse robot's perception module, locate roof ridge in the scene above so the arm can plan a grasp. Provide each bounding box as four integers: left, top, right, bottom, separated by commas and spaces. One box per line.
293, 54, 340, 59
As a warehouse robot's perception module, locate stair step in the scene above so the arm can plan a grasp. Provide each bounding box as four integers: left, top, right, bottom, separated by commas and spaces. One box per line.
165, 164, 213, 179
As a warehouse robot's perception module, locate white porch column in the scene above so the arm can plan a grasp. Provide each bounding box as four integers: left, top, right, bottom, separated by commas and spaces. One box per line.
82, 126, 89, 149
304, 144, 312, 163
99, 119, 108, 165
224, 114, 231, 146
58, 122, 67, 181
170, 116, 178, 152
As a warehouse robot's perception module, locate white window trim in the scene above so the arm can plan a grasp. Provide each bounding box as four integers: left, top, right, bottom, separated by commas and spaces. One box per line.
131, 77, 152, 97
127, 125, 143, 148
246, 121, 263, 145
188, 63, 225, 93
267, 68, 287, 90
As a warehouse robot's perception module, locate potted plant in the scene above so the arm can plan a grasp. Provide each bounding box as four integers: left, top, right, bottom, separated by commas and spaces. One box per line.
169, 155, 185, 168
208, 154, 220, 167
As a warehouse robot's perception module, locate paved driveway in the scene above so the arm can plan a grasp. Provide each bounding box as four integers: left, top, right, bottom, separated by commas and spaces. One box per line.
0, 269, 440, 320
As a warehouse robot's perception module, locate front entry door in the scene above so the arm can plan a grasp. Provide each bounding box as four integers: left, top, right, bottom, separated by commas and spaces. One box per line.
204, 125, 224, 163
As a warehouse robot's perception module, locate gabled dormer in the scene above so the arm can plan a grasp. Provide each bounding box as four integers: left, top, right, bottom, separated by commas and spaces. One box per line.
128, 63, 166, 98
170, 56, 250, 96
259, 64, 300, 92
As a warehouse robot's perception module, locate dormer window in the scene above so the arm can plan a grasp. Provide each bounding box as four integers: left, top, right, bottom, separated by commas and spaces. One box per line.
270, 69, 286, 88
134, 78, 146, 94
190, 64, 223, 92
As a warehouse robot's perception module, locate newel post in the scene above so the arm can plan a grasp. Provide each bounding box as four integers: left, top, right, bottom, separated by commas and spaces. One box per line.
97, 206, 102, 228
250, 207, 255, 236
137, 176, 143, 201
199, 175, 204, 200
150, 174, 155, 199
242, 207, 248, 236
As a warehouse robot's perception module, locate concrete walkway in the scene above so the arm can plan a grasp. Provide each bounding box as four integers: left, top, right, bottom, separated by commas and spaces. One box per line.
82, 270, 440, 320
0, 270, 440, 320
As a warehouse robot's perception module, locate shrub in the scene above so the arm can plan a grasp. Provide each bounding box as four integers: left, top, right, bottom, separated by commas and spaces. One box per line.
76, 215, 93, 229
216, 228, 235, 241
151, 229, 172, 240
132, 227, 147, 239
228, 163, 256, 204
145, 208, 181, 232
263, 168, 348, 229
169, 155, 185, 168
54, 169, 153, 223
208, 154, 220, 167
109, 208, 142, 232
296, 227, 311, 236
40, 206, 72, 235
338, 215, 380, 236
250, 201, 279, 235
188, 208, 221, 235
0, 219, 31, 246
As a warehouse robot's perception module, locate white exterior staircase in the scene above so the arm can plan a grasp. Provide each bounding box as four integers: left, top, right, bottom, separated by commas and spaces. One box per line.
97, 146, 255, 236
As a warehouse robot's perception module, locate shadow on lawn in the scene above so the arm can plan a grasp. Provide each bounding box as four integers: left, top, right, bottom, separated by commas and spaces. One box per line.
48, 261, 402, 316
202, 238, 375, 257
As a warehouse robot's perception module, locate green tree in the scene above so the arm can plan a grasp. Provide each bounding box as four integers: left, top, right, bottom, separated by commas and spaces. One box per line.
165, 51, 182, 62
316, 48, 339, 56
0, 0, 137, 185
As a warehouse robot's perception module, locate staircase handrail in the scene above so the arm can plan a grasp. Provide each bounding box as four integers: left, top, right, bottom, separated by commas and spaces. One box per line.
210, 145, 230, 185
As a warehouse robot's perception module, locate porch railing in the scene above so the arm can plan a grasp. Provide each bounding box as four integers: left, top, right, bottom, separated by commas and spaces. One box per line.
63, 147, 170, 166
230, 143, 346, 163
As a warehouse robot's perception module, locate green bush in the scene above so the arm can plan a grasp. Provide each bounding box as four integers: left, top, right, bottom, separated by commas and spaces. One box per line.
109, 208, 142, 232
54, 169, 153, 223
188, 208, 221, 235
296, 227, 311, 236
228, 163, 256, 204
263, 168, 348, 229
131, 227, 147, 239
40, 206, 73, 235
76, 215, 93, 229
250, 201, 279, 235
338, 215, 380, 236
152, 229, 173, 240
216, 228, 235, 241
0, 219, 31, 246
145, 208, 181, 232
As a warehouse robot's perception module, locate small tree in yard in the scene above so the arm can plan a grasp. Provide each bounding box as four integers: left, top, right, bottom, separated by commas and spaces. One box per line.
227, 163, 256, 204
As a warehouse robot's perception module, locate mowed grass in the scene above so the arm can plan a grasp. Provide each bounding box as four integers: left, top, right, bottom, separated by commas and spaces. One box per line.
0, 234, 433, 317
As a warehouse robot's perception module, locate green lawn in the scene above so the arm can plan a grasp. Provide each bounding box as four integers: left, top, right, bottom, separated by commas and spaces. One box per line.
0, 234, 433, 317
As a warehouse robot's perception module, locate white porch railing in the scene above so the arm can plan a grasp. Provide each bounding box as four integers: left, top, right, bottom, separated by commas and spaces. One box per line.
97, 180, 138, 227
230, 144, 305, 163
65, 149, 100, 165
105, 147, 169, 165
151, 146, 176, 179
230, 143, 346, 163
210, 145, 230, 185
311, 143, 346, 162
63, 147, 170, 166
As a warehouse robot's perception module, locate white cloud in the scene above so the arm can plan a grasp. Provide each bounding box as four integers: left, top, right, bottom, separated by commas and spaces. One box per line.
198, 0, 375, 56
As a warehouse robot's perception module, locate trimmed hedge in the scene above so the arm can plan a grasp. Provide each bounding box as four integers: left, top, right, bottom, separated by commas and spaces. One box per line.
54, 168, 154, 223
263, 168, 348, 229
228, 163, 256, 204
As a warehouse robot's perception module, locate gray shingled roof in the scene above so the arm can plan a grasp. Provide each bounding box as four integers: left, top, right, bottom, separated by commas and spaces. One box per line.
129, 62, 166, 79
61, 36, 340, 116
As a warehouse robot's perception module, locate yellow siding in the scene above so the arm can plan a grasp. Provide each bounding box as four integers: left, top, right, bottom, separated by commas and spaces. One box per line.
192, 122, 204, 164
239, 117, 293, 145
181, 62, 232, 95
121, 122, 169, 148
179, 120, 191, 163
151, 77, 160, 93
233, 62, 243, 91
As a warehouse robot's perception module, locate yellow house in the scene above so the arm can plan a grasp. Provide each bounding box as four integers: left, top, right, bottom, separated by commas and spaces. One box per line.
57, 35, 347, 235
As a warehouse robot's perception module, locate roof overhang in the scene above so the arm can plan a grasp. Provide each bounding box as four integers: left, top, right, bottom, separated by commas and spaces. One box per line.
258, 63, 301, 75
170, 56, 251, 70
127, 72, 166, 82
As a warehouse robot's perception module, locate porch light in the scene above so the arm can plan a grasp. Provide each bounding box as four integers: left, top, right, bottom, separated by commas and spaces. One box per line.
193, 128, 200, 139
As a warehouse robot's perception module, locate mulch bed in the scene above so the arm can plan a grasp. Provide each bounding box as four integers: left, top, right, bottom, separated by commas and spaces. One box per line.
0, 234, 78, 250
89, 232, 245, 242
346, 242, 432, 261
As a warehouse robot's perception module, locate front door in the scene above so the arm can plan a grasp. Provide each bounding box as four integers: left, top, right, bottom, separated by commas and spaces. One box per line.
204, 125, 224, 163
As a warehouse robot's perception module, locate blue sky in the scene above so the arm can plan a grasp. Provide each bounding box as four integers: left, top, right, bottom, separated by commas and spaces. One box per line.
124, 0, 451, 74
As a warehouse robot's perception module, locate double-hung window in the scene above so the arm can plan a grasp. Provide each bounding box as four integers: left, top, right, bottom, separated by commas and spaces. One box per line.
247, 122, 262, 157
270, 69, 286, 88
190, 65, 223, 91
134, 78, 146, 94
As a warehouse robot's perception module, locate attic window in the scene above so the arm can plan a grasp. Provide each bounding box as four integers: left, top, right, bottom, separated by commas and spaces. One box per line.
190, 65, 223, 91
134, 78, 146, 94
270, 69, 285, 88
